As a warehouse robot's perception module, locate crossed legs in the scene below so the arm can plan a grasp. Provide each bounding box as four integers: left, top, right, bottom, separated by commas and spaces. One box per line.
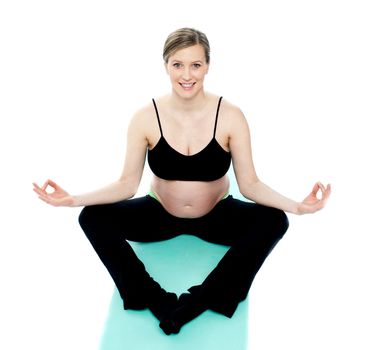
78, 195, 289, 334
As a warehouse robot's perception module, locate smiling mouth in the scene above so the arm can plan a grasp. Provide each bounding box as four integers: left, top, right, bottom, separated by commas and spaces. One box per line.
179, 82, 196, 89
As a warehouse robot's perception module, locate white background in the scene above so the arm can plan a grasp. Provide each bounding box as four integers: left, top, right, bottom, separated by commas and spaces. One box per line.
1, 0, 364, 349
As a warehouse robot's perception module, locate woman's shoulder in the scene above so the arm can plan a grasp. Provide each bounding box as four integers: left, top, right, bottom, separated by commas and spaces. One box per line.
130, 98, 159, 124
218, 94, 243, 111
132, 94, 171, 118
219, 95, 247, 126
127, 98, 164, 139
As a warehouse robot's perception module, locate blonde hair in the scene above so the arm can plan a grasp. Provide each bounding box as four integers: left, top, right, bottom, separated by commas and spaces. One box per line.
163, 27, 210, 64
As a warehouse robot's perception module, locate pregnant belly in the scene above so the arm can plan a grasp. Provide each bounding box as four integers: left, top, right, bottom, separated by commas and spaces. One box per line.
150, 175, 230, 218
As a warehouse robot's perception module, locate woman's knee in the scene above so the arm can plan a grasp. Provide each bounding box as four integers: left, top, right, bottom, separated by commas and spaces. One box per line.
78, 204, 112, 233
78, 205, 97, 230
264, 206, 289, 238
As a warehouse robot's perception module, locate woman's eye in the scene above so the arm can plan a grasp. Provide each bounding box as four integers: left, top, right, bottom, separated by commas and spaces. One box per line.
193, 64, 201, 68
173, 63, 182, 68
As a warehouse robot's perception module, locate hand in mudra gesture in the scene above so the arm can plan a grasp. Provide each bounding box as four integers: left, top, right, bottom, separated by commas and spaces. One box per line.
297, 182, 331, 215
33, 179, 75, 207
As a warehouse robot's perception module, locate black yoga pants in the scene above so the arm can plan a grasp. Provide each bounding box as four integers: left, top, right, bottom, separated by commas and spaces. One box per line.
78, 194, 289, 318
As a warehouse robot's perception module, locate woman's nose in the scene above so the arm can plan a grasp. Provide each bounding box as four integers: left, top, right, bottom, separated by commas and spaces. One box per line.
182, 67, 192, 80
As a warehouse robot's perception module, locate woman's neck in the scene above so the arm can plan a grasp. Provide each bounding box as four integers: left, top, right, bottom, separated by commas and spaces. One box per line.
169, 89, 210, 114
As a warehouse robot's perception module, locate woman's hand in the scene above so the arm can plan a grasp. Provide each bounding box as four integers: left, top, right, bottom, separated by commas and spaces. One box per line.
297, 182, 331, 215
33, 179, 75, 207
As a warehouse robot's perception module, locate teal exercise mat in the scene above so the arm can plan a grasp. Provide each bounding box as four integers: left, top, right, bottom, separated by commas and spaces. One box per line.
99, 235, 249, 350
99, 168, 249, 349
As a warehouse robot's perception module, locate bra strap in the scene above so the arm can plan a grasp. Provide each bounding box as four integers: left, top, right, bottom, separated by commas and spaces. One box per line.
152, 98, 163, 136
213, 96, 223, 137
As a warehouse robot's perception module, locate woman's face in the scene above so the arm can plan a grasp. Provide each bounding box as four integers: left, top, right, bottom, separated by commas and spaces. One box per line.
165, 44, 209, 98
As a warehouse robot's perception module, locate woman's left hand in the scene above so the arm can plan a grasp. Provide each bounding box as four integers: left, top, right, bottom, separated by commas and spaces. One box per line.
297, 182, 331, 215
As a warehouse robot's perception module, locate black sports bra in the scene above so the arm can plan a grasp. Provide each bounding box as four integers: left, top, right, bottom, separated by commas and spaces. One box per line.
147, 96, 231, 181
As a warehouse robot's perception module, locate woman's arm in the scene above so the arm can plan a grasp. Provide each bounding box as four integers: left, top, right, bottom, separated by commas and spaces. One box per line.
33, 109, 149, 207
236, 179, 330, 215
228, 107, 331, 215
33, 178, 137, 207
239, 179, 301, 214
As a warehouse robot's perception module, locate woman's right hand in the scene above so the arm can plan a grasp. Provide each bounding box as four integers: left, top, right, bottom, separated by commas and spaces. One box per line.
33, 179, 76, 207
